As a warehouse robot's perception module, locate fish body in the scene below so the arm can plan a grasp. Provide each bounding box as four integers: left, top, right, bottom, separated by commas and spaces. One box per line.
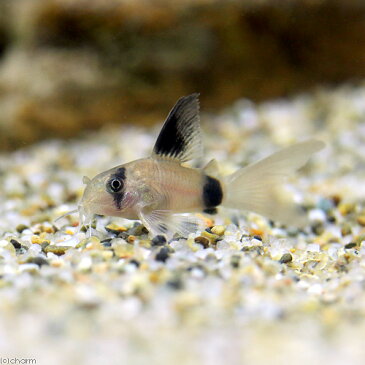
77, 94, 325, 237
82, 158, 210, 217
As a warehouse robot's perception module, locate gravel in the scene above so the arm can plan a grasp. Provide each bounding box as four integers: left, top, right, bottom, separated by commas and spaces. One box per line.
1, 85, 365, 365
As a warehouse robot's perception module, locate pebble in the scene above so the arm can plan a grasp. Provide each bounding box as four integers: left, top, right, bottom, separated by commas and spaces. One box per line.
251, 238, 263, 246
77, 256, 93, 271
338, 203, 355, 216
231, 255, 241, 268
129, 259, 140, 267
201, 230, 220, 243
355, 234, 365, 245
16, 224, 28, 233
356, 216, 365, 226
279, 253, 293, 264
44, 245, 70, 256
317, 198, 335, 212
128, 223, 149, 236
127, 235, 136, 243
309, 209, 326, 222
194, 236, 210, 248
105, 223, 128, 235
311, 222, 324, 235
341, 223, 352, 236
151, 235, 167, 246
167, 277, 183, 290
344, 242, 357, 249
155, 247, 170, 262
19, 263, 40, 273
26, 256, 49, 267
101, 238, 112, 247
10, 239, 21, 249
211, 225, 226, 235
306, 244, 320, 253
113, 241, 135, 258
41, 241, 50, 250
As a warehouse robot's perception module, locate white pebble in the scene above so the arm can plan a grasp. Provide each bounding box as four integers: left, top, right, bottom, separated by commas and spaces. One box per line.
306, 244, 320, 252
309, 209, 326, 222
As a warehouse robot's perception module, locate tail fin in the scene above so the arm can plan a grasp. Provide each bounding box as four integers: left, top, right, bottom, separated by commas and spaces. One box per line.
223, 140, 325, 227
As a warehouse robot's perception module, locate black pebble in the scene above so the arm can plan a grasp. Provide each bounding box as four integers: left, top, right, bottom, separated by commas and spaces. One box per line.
167, 278, 183, 290
10, 239, 21, 249
345, 242, 357, 249
231, 255, 240, 268
129, 259, 140, 267
155, 247, 170, 262
253, 235, 262, 241
101, 238, 112, 247
151, 235, 167, 246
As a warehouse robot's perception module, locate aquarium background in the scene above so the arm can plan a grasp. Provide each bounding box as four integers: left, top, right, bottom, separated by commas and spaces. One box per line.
0, 0, 365, 148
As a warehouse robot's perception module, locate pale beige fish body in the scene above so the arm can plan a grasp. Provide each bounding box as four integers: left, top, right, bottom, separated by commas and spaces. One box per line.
75, 94, 325, 238
128, 158, 206, 213
81, 158, 206, 219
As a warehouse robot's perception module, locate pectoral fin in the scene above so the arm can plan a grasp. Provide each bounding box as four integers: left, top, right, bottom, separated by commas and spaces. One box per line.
152, 94, 203, 163
139, 208, 201, 239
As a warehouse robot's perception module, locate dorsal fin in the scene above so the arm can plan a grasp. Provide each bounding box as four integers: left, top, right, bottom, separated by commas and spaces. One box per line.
152, 93, 203, 163
203, 159, 220, 178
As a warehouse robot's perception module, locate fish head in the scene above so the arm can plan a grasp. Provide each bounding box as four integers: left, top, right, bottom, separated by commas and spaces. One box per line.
79, 165, 138, 219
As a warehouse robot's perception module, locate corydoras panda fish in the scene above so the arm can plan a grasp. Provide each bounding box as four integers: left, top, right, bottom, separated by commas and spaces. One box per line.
73, 94, 324, 238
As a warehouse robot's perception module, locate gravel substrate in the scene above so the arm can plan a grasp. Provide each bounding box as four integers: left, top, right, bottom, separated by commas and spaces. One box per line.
1, 85, 365, 365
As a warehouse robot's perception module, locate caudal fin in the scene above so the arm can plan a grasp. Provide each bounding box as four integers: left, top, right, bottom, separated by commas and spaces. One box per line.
223, 140, 325, 227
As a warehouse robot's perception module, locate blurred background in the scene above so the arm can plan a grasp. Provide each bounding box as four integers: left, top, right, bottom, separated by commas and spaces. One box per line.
1, 0, 365, 149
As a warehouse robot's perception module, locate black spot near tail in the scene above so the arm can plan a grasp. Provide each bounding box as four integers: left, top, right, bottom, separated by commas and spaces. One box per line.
202, 175, 223, 209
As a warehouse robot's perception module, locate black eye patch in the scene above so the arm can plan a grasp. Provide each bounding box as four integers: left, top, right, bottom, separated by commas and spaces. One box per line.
106, 167, 126, 209
108, 178, 123, 193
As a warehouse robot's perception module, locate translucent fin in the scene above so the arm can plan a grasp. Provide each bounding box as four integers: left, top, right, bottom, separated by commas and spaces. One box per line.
139, 209, 201, 239
224, 140, 325, 227
152, 94, 203, 163
83, 176, 91, 185
54, 209, 78, 223
77, 204, 94, 237
203, 159, 220, 178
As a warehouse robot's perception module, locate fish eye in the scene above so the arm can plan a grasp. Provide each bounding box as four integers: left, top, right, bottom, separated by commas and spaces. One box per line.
107, 178, 123, 193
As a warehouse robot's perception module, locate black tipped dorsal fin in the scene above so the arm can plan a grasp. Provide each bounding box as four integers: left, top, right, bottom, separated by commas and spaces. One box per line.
152, 93, 203, 163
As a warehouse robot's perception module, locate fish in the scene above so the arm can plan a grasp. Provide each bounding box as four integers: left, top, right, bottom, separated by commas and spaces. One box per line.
61, 93, 325, 238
